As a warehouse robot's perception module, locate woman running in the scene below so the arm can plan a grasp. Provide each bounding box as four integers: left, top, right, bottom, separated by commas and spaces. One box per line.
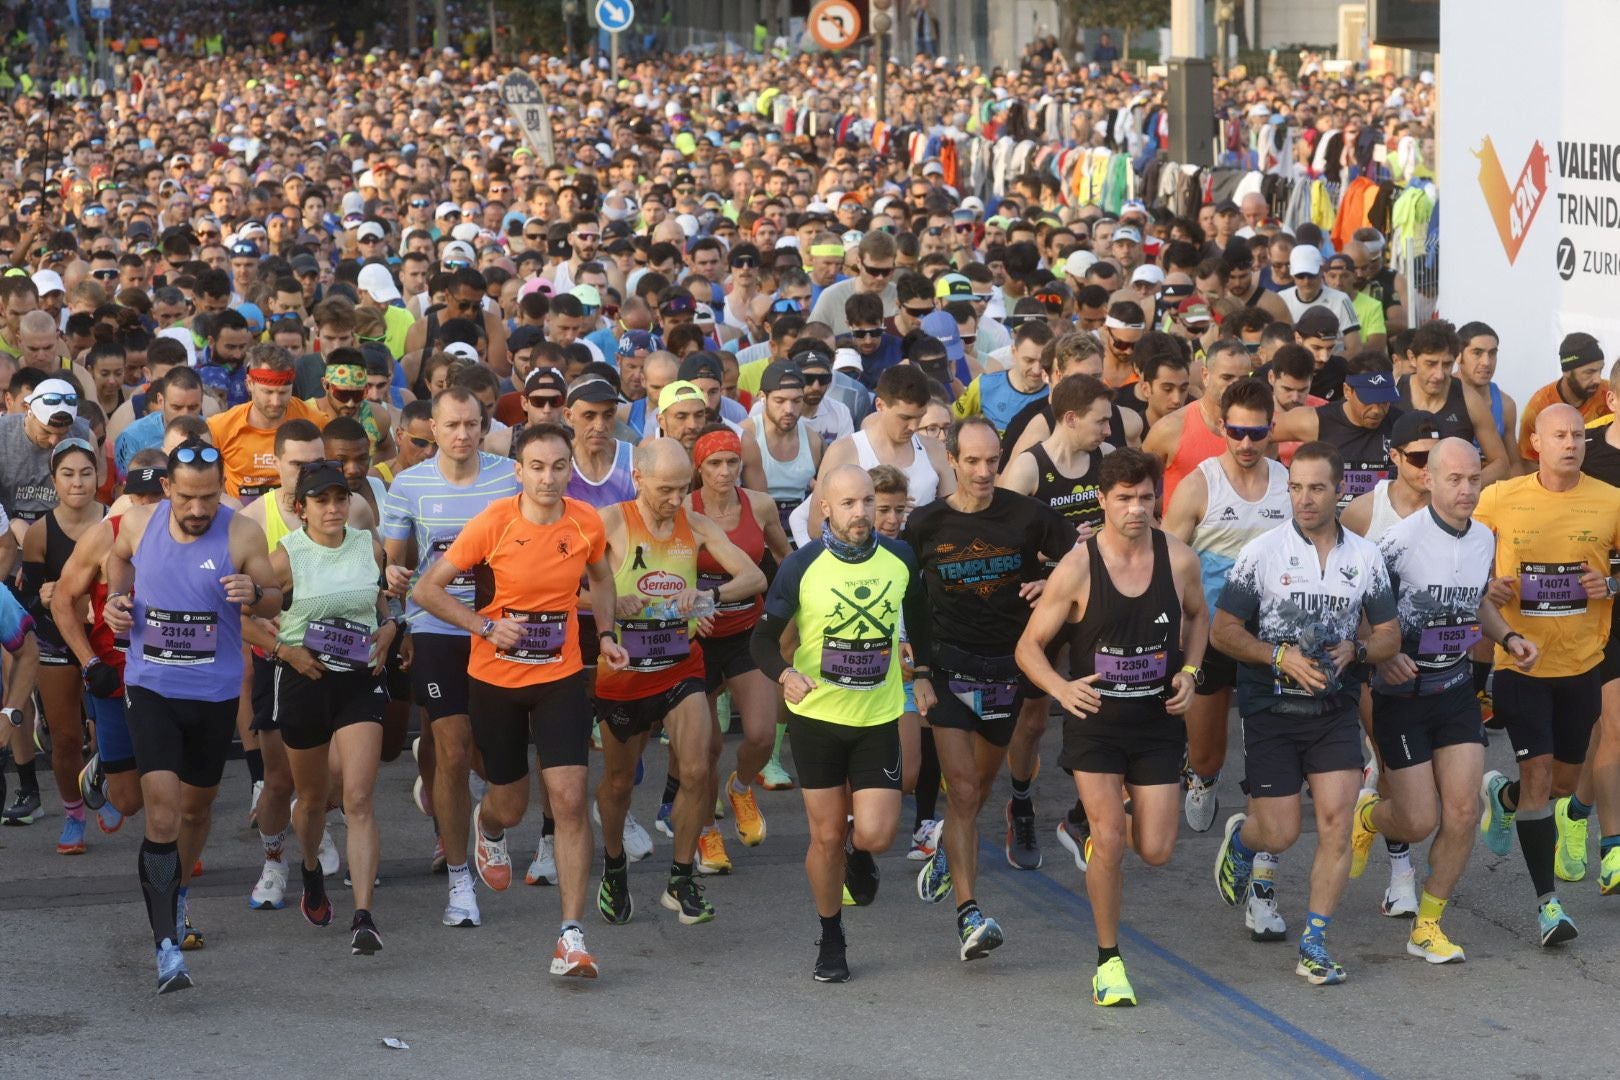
265, 461, 397, 954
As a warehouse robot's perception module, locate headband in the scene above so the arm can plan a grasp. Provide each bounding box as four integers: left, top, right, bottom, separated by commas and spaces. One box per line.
248, 367, 295, 386
324, 363, 367, 390
809, 243, 845, 257
1104, 316, 1144, 330
693, 429, 742, 468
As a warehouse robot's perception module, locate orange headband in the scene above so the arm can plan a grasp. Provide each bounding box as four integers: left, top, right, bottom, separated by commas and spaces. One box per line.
693, 429, 742, 468
247, 367, 295, 386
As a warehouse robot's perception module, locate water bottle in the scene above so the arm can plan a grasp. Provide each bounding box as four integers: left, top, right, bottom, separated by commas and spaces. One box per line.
691, 592, 718, 620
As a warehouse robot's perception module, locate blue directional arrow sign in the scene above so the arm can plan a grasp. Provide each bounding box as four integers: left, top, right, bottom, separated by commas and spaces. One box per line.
595, 0, 634, 32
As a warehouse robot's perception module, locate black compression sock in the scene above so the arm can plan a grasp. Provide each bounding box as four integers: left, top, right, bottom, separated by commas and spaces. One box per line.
542, 815, 556, 838
245, 748, 264, 785
1517, 812, 1558, 899
17, 759, 36, 792
662, 774, 681, 804
138, 839, 181, 948
1009, 773, 1034, 818
819, 913, 844, 941
1098, 945, 1121, 965
914, 729, 940, 825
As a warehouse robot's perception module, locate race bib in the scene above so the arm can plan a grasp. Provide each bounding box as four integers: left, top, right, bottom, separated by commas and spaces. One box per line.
821, 635, 892, 690
502, 609, 569, 665
1520, 562, 1585, 617
1415, 618, 1481, 665
618, 616, 690, 671
1340, 465, 1385, 498
946, 673, 1018, 722
143, 608, 218, 666
428, 536, 474, 589
303, 616, 372, 673
1093, 645, 1169, 699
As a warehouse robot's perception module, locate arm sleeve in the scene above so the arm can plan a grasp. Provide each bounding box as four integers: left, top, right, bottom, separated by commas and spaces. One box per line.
0, 588, 34, 652
749, 611, 793, 682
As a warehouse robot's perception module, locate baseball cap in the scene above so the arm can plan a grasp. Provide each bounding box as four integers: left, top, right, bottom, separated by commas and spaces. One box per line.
678, 352, 724, 384
357, 263, 401, 303
658, 379, 706, 412
1345, 370, 1400, 404
1295, 306, 1340, 340
27, 378, 78, 427
1390, 410, 1441, 448
229, 240, 260, 259
525, 367, 567, 396
617, 329, 659, 356
1176, 299, 1213, 326
1063, 249, 1099, 278
124, 465, 167, 495
506, 325, 545, 353
833, 347, 863, 374
1130, 264, 1166, 286
1111, 226, 1142, 245
356, 221, 386, 242
759, 361, 806, 394
569, 284, 602, 310
290, 253, 321, 276
566, 376, 623, 406
934, 273, 974, 301
31, 269, 65, 296
1289, 246, 1324, 277
294, 462, 349, 501
435, 201, 461, 219
1560, 332, 1605, 371
236, 302, 266, 334
919, 310, 964, 363
444, 342, 479, 363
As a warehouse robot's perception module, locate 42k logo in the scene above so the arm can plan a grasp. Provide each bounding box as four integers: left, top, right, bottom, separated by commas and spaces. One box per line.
1475, 136, 1550, 265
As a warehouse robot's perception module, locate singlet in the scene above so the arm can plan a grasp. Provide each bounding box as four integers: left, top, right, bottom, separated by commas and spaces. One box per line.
691, 487, 766, 638
374, 460, 396, 486
566, 441, 636, 508
754, 421, 816, 523
1373, 506, 1494, 698
1398, 375, 1474, 444
1066, 529, 1183, 725
277, 526, 380, 673
1316, 400, 1401, 507
1028, 443, 1103, 530
31, 509, 97, 650
89, 515, 127, 687
627, 397, 651, 438
594, 501, 706, 701
264, 495, 296, 551
852, 429, 937, 509
125, 503, 245, 702
1362, 480, 1407, 543
1162, 403, 1228, 509
379, 452, 521, 637
1190, 455, 1290, 611
762, 535, 918, 727
1488, 382, 1505, 438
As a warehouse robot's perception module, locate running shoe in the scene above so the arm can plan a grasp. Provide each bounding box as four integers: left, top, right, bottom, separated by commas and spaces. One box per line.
1554, 796, 1590, 882
1183, 774, 1219, 833
727, 773, 767, 846
597, 870, 633, 924
654, 800, 674, 838
473, 803, 512, 891
341, 868, 379, 888
411, 736, 421, 762
1477, 687, 1499, 729
550, 927, 598, 978
443, 880, 481, 927
841, 885, 855, 906
95, 801, 123, 835
1479, 770, 1515, 857
78, 753, 106, 810
845, 847, 879, 906
907, 819, 940, 861
1055, 817, 1091, 871
814, 933, 850, 983
1092, 956, 1137, 1006
1349, 789, 1380, 879
1004, 800, 1042, 870
1, 788, 42, 825
179, 910, 205, 951
1539, 899, 1578, 947
916, 830, 952, 903
696, 827, 732, 875
317, 826, 340, 877
1381, 868, 1419, 918
1407, 919, 1465, 964
957, 908, 1004, 961
246, 779, 263, 827
412, 775, 430, 817
155, 939, 193, 995
526, 835, 557, 886
758, 759, 795, 791
430, 835, 447, 875
350, 910, 383, 955
1296, 938, 1347, 985
56, 815, 87, 855
33, 719, 50, 755
1245, 882, 1287, 942
661, 874, 715, 925
623, 811, 654, 861
1601, 847, 1620, 895
300, 869, 334, 928
250, 858, 288, 910
1213, 813, 1252, 906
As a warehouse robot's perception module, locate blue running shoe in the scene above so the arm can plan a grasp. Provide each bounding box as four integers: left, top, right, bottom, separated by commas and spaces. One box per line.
654, 801, 674, 839
57, 815, 87, 855
916, 835, 952, 903
95, 800, 123, 834
1539, 899, 1578, 947
1213, 813, 1252, 906
156, 939, 194, 994
1479, 771, 1515, 858
1295, 938, 1347, 985
958, 909, 1004, 961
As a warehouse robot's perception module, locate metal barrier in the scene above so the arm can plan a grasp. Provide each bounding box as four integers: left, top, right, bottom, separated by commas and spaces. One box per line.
1394, 231, 1439, 326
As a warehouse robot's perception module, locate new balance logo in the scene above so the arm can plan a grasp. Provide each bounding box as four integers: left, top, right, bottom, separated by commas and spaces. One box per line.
200, 558, 217, 570
1154, 612, 1170, 624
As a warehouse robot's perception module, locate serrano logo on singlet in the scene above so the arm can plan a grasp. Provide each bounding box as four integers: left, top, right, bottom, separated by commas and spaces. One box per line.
638, 570, 685, 597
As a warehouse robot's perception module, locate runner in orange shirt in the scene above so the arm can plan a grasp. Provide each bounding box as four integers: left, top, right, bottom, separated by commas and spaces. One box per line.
207, 344, 327, 500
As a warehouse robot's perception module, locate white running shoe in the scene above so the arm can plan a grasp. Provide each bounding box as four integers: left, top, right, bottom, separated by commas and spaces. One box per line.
246, 780, 264, 828
1244, 881, 1287, 942
1184, 775, 1219, 833
317, 827, 340, 877
1382, 867, 1420, 918
526, 835, 557, 886
623, 812, 654, 862
250, 858, 287, 910
908, 819, 940, 861
443, 880, 481, 927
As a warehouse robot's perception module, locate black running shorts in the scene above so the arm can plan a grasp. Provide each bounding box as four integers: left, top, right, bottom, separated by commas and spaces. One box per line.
786, 711, 901, 792
125, 685, 237, 789
469, 671, 593, 783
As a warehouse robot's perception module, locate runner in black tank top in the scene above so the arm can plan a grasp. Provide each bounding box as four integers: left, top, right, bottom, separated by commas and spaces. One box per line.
1316, 400, 1400, 508
1397, 375, 1474, 444
1029, 443, 1104, 531
1065, 530, 1184, 725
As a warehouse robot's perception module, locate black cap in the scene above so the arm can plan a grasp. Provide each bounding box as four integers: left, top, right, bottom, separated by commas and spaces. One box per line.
678, 351, 725, 384
294, 463, 348, 501
507, 324, 545, 353
1214, 199, 1240, 214
1560, 332, 1604, 371
525, 367, 567, 396
566, 376, 623, 406
1390, 410, 1442, 448
290, 253, 320, 276
759, 361, 806, 393
1295, 306, 1340, 340
124, 465, 167, 495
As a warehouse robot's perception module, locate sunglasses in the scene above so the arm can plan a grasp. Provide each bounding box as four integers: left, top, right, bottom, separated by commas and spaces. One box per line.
861, 263, 895, 277
903, 305, 934, 319
850, 327, 883, 339
33, 392, 79, 407
405, 433, 437, 450
1400, 448, 1430, 468
924, 227, 945, 237
92, 268, 119, 280
296, 458, 343, 474
359, 235, 382, 243
802, 372, 831, 385
954, 223, 975, 233
328, 386, 365, 403
1107, 332, 1138, 351
960, 334, 977, 348
410, 199, 430, 208
1224, 424, 1270, 443
528, 394, 564, 408
573, 233, 599, 243
524, 232, 544, 242
730, 255, 758, 269
173, 445, 221, 465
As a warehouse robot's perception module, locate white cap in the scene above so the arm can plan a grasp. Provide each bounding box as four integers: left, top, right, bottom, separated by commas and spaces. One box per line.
833, 347, 863, 373
356, 221, 386, 242
840, 229, 863, 251
960, 196, 985, 214
775, 236, 800, 250
444, 342, 479, 362
341, 191, 365, 215
30, 269, 65, 296
156, 325, 197, 366
442, 240, 477, 264
357, 263, 401, 303
435, 201, 462, 219
1289, 246, 1324, 276
358, 170, 379, 188
1130, 264, 1166, 286
450, 222, 482, 243
675, 213, 700, 239
693, 302, 716, 325
27, 378, 78, 427
1063, 250, 1099, 278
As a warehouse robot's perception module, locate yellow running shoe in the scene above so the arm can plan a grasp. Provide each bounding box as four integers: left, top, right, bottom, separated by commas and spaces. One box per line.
1600, 847, 1620, 895
726, 772, 767, 847
1554, 797, 1589, 882
1406, 919, 1465, 964
1349, 789, 1380, 879
1092, 956, 1137, 1006
696, 827, 733, 875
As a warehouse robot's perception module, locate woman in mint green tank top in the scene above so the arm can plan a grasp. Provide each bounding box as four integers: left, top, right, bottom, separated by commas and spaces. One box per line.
262, 463, 395, 954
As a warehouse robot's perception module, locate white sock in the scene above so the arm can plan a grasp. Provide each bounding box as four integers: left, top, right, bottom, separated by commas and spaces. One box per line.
449, 864, 472, 889
730, 774, 750, 795
1388, 848, 1413, 876
261, 828, 285, 859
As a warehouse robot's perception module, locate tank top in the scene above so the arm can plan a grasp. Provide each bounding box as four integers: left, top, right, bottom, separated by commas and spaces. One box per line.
1066, 529, 1184, 725
89, 515, 127, 688
264, 494, 295, 551
277, 526, 380, 673
852, 429, 938, 508
1363, 479, 1407, 543
1316, 400, 1396, 507
691, 487, 766, 638
1029, 443, 1103, 530
1162, 403, 1227, 509
34, 509, 97, 648
566, 441, 636, 508
754, 420, 816, 523
1488, 382, 1505, 437
595, 501, 705, 701
1191, 455, 1290, 610
125, 503, 244, 701
1398, 375, 1474, 444
375, 460, 396, 486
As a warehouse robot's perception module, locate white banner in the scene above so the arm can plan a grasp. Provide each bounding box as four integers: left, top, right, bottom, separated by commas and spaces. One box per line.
500, 71, 556, 168
1440, 0, 1620, 414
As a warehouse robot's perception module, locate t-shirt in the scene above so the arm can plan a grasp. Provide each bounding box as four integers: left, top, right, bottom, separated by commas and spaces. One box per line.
207, 397, 328, 499
380, 452, 522, 638
1473, 471, 1620, 678
1519, 381, 1612, 463
446, 495, 606, 688
1374, 506, 1494, 697
383, 304, 416, 360
114, 410, 167, 476
0, 414, 95, 522
807, 278, 897, 336
901, 488, 1076, 652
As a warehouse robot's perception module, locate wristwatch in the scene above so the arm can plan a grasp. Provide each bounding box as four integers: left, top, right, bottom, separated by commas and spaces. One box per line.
478, 617, 496, 639
1606, 576, 1619, 599
0, 707, 19, 728
1354, 639, 1368, 665
598, 628, 617, 643
709, 585, 722, 606
1179, 664, 1204, 687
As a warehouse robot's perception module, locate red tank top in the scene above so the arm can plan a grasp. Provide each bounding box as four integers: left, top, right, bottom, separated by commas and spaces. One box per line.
691, 487, 766, 639
88, 515, 127, 694
1162, 403, 1228, 508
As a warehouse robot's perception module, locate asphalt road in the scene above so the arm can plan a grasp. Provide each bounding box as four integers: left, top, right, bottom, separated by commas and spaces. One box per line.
2, 720, 1615, 1080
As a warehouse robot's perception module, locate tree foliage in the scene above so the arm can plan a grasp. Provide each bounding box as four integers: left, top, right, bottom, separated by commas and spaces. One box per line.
1057, 0, 1172, 56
